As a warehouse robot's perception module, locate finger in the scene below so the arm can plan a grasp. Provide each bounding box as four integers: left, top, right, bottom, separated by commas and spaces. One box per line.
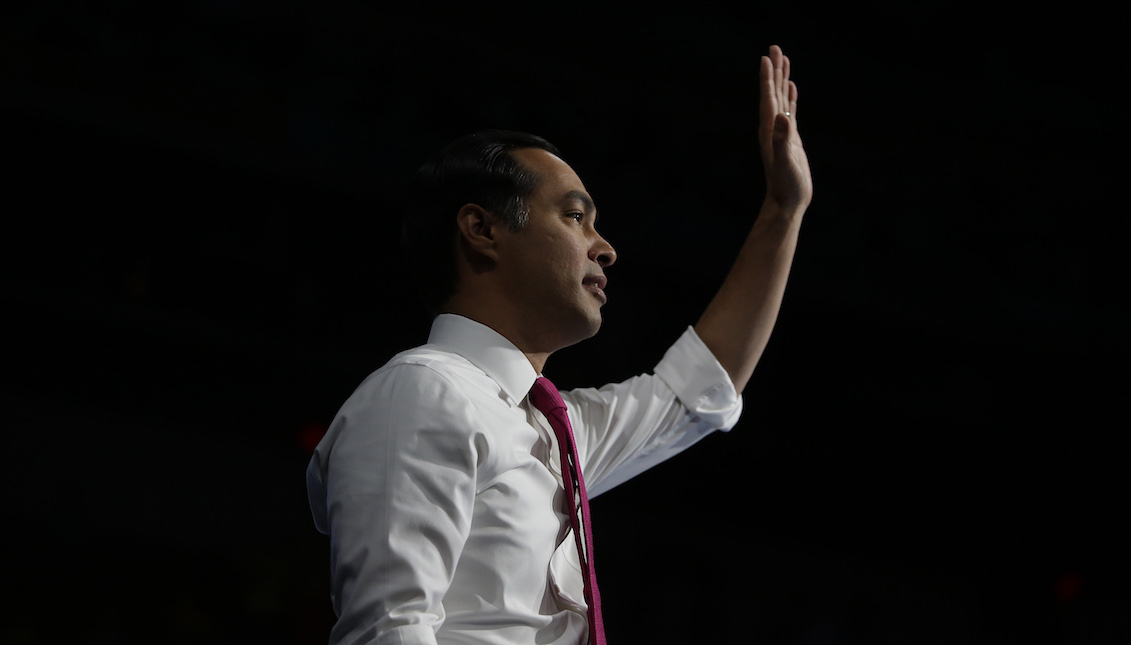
768, 44, 783, 68
759, 55, 777, 138
773, 52, 784, 111
788, 80, 798, 121
781, 55, 791, 112
769, 46, 785, 109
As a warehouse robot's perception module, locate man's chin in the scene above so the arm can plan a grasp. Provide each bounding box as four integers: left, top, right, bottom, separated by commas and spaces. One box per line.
555, 314, 603, 350
584, 311, 604, 338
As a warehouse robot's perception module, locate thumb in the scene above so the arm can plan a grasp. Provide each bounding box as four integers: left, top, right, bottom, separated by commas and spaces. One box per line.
772, 114, 791, 150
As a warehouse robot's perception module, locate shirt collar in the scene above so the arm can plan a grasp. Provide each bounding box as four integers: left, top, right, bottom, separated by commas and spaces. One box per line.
427, 313, 538, 406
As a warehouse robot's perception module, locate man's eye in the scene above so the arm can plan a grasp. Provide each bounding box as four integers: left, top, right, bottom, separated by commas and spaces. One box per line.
569, 212, 584, 222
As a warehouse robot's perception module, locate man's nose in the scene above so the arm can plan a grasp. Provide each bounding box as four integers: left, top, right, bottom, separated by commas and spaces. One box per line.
589, 235, 617, 268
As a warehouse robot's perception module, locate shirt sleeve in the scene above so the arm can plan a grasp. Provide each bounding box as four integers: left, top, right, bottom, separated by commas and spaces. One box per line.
306, 363, 482, 645
564, 325, 743, 498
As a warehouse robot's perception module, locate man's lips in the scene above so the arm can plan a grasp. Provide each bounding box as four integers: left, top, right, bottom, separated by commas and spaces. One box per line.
583, 275, 608, 290
582, 275, 608, 303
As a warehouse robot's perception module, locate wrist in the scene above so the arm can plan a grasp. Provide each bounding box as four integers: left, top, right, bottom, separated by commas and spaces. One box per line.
760, 197, 808, 223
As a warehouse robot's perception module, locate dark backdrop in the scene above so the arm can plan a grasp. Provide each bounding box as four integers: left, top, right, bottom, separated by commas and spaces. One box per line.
3, 2, 1128, 643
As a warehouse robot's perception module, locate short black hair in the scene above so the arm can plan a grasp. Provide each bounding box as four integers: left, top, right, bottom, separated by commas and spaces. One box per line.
401, 130, 563, 315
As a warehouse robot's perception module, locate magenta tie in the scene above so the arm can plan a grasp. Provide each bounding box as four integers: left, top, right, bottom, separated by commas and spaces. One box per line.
528, 376, 606, 645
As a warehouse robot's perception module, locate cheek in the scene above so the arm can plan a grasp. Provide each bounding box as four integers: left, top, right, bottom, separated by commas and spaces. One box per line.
515, 233, 587, 288
550, 248, 585, 282
534, 239, 577, 273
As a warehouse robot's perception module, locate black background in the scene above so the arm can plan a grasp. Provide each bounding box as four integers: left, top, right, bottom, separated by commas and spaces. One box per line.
3, 2, 1128, 643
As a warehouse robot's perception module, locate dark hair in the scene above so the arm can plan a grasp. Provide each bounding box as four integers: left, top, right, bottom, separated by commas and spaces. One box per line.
401, 130, 563, 315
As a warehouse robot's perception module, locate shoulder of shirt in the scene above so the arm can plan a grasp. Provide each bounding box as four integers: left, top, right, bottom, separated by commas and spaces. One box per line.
345, 343, 509, 409
312, 345, 499, 478
352, 344, 471, 385
385, 343, 479, 375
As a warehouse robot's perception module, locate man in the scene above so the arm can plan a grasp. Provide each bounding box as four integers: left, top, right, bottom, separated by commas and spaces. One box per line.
307, 45, 812, 644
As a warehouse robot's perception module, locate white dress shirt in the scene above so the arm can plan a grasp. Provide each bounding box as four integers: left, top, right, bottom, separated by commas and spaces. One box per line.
306, 314, 742, 645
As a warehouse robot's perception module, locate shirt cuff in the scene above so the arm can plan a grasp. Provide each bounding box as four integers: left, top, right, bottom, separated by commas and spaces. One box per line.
384, 624, 441, 645
653, 326, 743, 431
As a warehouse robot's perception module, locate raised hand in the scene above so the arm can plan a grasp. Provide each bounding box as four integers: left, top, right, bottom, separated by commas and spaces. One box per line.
759, 45, 813, 213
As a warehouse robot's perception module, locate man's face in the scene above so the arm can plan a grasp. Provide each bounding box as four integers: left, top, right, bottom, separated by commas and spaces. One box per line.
494, 148, 617, 351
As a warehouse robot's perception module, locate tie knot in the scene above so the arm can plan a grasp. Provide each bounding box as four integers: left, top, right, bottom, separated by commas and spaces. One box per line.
528, 376, 566, 416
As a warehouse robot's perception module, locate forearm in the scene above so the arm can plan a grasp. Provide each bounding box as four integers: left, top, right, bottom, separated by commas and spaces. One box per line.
694, 199, 804, 394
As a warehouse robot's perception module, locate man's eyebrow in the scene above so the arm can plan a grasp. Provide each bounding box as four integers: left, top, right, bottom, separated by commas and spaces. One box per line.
563, 190, 597, 217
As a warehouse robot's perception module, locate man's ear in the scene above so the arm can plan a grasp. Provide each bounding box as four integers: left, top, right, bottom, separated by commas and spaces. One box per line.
455, 203, 501, 262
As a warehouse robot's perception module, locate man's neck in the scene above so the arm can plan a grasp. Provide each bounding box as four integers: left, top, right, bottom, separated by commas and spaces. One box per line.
522, 350, 550, 376
442, 301, 554, 375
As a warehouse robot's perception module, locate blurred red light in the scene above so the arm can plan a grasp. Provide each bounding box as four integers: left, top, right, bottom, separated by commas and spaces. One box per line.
299, 422, 328, 454
1055, 571, 1082, 603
